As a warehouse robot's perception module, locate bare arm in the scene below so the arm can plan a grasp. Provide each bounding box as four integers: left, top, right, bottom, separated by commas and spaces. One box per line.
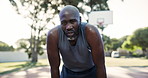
85, 24, 107, 78
46, 28, 60, 78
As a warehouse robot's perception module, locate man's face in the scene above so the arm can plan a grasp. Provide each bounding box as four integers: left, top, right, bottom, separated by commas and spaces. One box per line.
60, 11, 80, 41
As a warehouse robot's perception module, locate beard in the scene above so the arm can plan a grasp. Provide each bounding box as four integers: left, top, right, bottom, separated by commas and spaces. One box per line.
64, 29, 79, 41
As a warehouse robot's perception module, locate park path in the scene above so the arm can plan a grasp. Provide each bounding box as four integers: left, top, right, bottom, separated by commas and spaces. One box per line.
106, 66, 148, 78
0, 66, 148, 78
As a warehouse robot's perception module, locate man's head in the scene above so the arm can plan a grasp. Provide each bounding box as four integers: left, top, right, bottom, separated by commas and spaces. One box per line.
59, 5, 81, 41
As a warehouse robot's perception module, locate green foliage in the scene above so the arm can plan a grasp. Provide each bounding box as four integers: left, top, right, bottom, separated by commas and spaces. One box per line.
15, 38, 30, 55
102, 35, 127, 52
130, 27, 148, 48
0, 41, 14, 51
130, 27, 148, 58
118, 35, 128, 47
102, 34, 111, 51
121, 27, 148, 58
16, 34, 46, 58
122, 36, 134, 51
111, 38, 120, 50
122, 35, 142, 52
131, 52, 144, 57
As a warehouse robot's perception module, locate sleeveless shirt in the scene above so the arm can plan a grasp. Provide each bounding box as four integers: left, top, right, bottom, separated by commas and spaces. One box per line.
58, 22, 94, 72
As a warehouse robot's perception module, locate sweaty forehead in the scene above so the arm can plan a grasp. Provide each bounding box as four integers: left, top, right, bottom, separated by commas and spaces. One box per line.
59, 5, 80, 21
63, 11, 72, 15
60, 11, 75, 20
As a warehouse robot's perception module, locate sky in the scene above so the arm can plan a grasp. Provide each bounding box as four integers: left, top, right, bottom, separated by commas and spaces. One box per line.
0, 0, 148, 46
104, 0, 148, 38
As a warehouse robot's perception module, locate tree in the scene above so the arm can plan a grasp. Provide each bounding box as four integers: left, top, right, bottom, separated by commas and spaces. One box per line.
16, 34, 46, 58
105, 37, 127, 51
0, 41, 14, 51
130, 27, 148, 58
102, 34, 111, 51
15, 39, 30, 56
110, 38, 120, 51
9, 0, 109, 62
9, 0, 53, 62
121, 35, 141, 52
118, 35, 128, 47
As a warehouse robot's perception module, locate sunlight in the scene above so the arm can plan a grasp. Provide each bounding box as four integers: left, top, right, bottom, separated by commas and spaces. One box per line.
0, 0, 148, 46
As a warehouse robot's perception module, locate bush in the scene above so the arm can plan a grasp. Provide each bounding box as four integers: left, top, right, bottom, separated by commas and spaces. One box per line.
0, 41, 14, 51
132, 52, 144, 57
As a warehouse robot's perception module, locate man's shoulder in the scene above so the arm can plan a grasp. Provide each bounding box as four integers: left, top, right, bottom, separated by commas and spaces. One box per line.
85, 23, 98, 32
47, 25, 60, 38
48, 25, 60, 34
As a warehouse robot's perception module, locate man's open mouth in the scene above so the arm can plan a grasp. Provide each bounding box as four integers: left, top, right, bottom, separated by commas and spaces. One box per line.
67, 32, 74, 37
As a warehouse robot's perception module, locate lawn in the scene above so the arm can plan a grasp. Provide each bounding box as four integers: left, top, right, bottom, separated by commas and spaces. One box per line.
0, 57, 148, 75
0, 59, 49, 75
105, 57, 148, 67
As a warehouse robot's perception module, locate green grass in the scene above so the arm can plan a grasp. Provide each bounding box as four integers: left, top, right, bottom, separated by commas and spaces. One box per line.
0, 59, 49, 75
105, 57, 148, 67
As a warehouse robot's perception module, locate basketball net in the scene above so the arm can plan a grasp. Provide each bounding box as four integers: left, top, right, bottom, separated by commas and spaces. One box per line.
98, 22, 104, 27
97, 18, 104, 27
97, 18, 105, 35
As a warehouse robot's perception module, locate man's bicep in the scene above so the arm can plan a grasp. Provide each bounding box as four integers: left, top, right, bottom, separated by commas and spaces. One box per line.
46, 32, 60, 68
85, 25, 104, 52
85, 25, 105, 65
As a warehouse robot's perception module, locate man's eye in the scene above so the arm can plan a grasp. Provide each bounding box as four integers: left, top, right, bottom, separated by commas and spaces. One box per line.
61, 21, 67, 25
69, 19, 77, 24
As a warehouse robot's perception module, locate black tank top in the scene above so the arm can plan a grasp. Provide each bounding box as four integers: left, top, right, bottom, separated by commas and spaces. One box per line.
58, 22, 94, 72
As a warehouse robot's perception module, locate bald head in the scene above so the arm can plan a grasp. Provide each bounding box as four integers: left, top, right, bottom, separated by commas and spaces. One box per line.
59, 5, 80, 24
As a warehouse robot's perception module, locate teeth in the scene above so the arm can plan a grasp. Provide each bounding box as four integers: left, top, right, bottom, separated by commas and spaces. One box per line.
68, 33, 74, 36
66, 30, 75, 37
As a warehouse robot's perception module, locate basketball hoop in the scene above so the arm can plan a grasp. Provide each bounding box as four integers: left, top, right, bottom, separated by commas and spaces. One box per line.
98, 22, 104, 26
97, 18, 104, 26
88, 11, 113, 25
88, 11, 113, 38
97, 18, 105, 31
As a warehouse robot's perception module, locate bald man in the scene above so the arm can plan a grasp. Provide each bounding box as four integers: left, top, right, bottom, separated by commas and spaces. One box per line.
46, 5, 107, 78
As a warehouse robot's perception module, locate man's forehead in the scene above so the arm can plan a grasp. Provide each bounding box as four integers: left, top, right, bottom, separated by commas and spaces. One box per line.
60, 15, 76, 22
60, 9, 79, 18
60, 10, 74, 17
60, 11, 76, 20
59, 5, 80, 22
64, 11, 70, 15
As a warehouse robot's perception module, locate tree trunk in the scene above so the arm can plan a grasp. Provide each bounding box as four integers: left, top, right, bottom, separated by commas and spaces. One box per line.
31, 30, 38, 63
31, 40, 38, 63
31, 50, 38, 63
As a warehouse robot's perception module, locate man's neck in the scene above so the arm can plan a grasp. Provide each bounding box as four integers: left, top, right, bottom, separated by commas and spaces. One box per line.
69, 38, 78, 46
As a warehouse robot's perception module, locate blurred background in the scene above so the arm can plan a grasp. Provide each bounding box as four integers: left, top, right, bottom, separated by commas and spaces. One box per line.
0, 0, 148, 78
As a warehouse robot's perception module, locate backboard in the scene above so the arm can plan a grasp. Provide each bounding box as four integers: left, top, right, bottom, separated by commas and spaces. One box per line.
88, 11, 113, 26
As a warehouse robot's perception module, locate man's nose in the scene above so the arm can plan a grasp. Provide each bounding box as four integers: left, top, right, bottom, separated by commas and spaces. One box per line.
66, 23, 73, 30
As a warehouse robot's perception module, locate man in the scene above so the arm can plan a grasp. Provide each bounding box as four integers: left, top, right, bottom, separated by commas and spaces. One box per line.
46, 5, 107, 78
